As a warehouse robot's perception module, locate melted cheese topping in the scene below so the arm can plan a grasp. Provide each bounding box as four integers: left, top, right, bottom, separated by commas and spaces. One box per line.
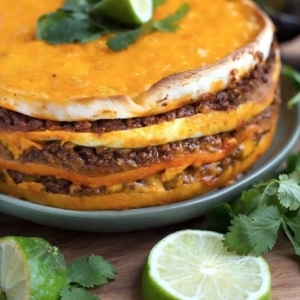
0, 0, 263, 99
0, 0, 275, 120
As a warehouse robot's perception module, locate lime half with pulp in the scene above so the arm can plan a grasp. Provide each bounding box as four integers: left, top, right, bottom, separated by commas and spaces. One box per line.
93, 0, 153, 26
0, 236, 67, 300
142, 230, 271, 300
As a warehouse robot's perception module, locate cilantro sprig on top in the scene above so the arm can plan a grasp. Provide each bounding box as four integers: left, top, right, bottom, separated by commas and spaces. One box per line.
36, 0, 190, 51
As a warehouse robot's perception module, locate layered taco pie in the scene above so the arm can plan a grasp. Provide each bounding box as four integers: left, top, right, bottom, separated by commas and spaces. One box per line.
0, 0, 280, 210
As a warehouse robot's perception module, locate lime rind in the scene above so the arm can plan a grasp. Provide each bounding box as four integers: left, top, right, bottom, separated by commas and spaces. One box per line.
143, 263, 178, 300
143, 230, 271, 300
93, 0, 153, 26
0, 236, 67, 300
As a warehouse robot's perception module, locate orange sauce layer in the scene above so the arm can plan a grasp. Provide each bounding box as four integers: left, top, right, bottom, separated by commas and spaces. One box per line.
0, 0, 263, 101
0, 129, 275, 210
0, 108, 278, 186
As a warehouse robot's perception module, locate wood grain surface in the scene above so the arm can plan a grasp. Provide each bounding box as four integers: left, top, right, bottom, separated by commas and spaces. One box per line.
1, 208, 300, 300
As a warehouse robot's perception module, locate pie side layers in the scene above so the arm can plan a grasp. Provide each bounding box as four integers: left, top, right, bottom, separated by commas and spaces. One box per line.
0, 99, 279, 210
0, 0, 281, 210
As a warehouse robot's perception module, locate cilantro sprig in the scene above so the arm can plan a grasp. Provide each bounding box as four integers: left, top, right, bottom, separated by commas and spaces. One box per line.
206, 64, 300, 257
60, 254, 117, 300
207, 155, 300, 256
153, 0, 167, 9
0, 289, 6, 300
107, 3, 190, 51
281, 65, 300, 108
36, 0, 190, 51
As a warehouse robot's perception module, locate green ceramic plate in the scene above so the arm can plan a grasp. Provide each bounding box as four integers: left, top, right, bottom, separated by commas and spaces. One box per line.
0, 82, 299, 232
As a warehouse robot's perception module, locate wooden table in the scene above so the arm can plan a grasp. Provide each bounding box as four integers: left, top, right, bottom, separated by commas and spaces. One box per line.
1, 207, 300, 300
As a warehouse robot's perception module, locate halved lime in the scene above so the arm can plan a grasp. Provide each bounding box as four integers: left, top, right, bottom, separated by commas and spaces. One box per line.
0, 236, 67, 300
142, 230, 271, 300
93, 0, 153, 26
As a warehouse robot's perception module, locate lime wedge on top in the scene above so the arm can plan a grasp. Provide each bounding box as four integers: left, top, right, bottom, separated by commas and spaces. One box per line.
93, 0, 153, 26
142, 230, 271, 300
0, 236, 67, 300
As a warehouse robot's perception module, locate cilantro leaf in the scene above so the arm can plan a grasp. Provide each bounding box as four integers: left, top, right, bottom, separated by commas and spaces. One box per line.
67, 257, 95, 287
223, 206, 281, 255
0, 289, 7, 300
87, 0, 102, 8
235, 184, 280, 213
281, 65, 300, 108
68, 255, 116, 288
36, 11, 101, 44
282, 217, 300, 255
64, 0, 89, 5
106, 3, 190, 52
61, 0, 89, 13
284, 210, 300, 243
283, 153, 300, 174
107, 28, 142, 51
62, 0, 99, 11
60, 287, 99, 300
206, 188, 279, 232
206, 203, 235, 233
37, 0, 190, 51
88, 255, 117, 283
233, 189, 265, 216
153, 0, 167, 9
277, 172, 300, 210
153, 3, 190, 32
282, 65, 300, 85
207, 153, 300, 257
287, 90, 300, 109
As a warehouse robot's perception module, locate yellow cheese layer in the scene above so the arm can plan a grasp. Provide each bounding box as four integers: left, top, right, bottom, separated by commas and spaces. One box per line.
0, 99, 278, 186
0, 129, 274, 210
2, 78, 277, 148
0, 0, 264, 101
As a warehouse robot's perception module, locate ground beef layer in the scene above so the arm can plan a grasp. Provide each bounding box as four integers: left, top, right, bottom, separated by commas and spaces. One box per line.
0, 98, 279, 178
0, 45, 276, 133
0, 124, 276, 210
2, 138, 263, 197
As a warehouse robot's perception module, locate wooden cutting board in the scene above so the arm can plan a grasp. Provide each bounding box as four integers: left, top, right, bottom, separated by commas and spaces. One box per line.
0, 211, 300, 300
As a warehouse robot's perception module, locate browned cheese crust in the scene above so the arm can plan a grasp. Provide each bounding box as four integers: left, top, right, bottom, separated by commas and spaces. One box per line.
0, 45, 276, 133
